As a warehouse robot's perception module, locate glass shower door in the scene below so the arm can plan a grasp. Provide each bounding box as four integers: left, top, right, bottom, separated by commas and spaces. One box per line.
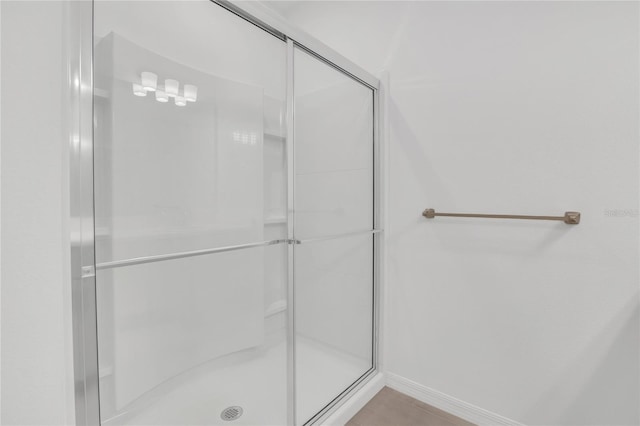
93, 2, 288, 424
91, 3, 378, 424
292, 46, 376, 425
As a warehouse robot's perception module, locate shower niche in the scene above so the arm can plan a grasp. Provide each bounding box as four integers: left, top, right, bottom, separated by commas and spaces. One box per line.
86, 1, 379, 425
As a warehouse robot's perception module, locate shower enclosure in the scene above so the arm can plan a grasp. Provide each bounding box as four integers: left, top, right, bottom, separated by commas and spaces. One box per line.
70, 2, 381, 425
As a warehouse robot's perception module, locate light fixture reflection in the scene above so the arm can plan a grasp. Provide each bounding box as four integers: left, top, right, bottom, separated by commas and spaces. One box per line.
155, 90, 169, 103
165, 79, 179, 97
141, 72, 157, 92
184, 84, 198, 102
132, 83, 147, 97
233, 131, 258, 146
133, 73, 198, 107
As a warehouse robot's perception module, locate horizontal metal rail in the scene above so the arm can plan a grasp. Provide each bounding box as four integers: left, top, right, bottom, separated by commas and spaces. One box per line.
95, 229, 384, 271
95, 239, 286, 271
422, 209, 580, 225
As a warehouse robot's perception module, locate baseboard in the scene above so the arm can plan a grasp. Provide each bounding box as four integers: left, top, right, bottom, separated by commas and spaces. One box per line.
321, 372, 385, 426
386, 372, 524, 426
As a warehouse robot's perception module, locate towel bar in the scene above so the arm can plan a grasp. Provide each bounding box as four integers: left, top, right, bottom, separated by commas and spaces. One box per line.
422, 209, 580, 225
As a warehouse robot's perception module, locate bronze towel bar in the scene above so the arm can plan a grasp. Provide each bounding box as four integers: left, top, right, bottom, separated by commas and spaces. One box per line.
422, 209, 580, 225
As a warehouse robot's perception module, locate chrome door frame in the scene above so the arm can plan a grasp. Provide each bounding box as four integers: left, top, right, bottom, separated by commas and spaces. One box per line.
67, 0, 100, 424
68, 1, 383, 425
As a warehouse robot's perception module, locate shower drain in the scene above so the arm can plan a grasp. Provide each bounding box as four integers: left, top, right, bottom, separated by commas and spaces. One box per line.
220, 406, 243, 422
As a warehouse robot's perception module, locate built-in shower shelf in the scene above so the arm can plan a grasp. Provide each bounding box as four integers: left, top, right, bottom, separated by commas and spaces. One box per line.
265, 299, 287, 317
95, 227, 111, 238
99, 365, 114, 379
94, 88, 110, 99
264, 216, 286, 225
264, 132, 285, 142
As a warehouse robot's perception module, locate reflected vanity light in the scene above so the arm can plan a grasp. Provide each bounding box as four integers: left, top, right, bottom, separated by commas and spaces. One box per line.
165, 79, 179, 98
155, 90, 169, 103
141, 71, 157, 92
132, 83, 147, 97
184, 84, 198, 102
132, 73, 197, 106
233, 131, 258, 145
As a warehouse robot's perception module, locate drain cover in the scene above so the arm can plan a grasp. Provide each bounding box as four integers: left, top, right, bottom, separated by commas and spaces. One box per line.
220, 406, 243, 422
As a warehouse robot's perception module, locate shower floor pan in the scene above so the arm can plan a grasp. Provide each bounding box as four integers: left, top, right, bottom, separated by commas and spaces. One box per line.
101, 328, 370, 426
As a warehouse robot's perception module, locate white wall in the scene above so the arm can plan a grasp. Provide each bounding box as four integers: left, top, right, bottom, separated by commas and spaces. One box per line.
275, 1, 640, 424
1, 1, 75, 424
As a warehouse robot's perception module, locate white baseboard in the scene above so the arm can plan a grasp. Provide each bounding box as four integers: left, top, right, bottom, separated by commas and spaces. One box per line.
386, 372, 524, 426
321, 372, 385, 426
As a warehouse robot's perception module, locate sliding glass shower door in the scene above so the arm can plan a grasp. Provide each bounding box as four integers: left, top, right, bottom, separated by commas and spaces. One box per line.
292, 47, 376, 425
93, 2, 288, 425
91, 2, 377, 425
